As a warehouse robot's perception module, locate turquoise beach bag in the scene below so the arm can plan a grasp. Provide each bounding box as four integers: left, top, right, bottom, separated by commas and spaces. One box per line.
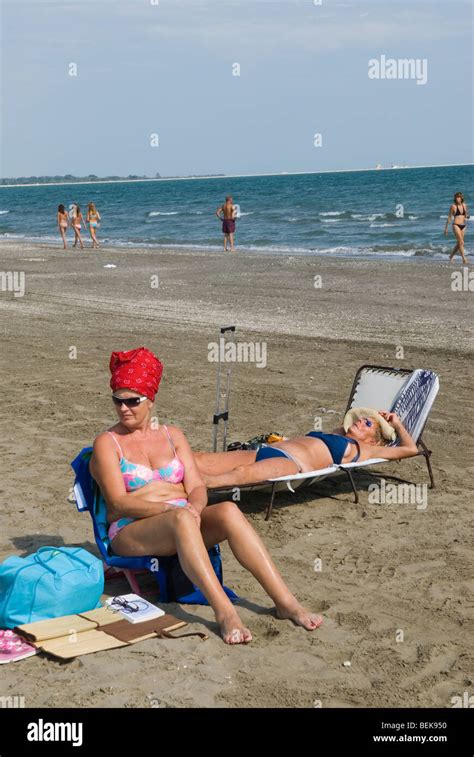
0, 546, 104, 629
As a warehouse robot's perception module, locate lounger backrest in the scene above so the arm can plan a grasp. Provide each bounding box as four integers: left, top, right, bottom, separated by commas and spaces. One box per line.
346, 365, 439, 446
347, 366, 412, 414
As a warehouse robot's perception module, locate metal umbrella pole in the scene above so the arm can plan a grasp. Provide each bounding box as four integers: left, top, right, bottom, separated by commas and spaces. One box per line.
212, 325, 236, 452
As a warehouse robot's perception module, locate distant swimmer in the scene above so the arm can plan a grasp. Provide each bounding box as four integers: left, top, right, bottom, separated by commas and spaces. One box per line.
57, 204, 69, 249
71, 204, 85, 250
216, 195, 237, 252
87, 202, 101, 249
445, 192, 469, 264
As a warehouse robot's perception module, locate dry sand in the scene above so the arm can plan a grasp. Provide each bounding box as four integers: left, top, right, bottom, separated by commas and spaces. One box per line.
0, 239, 472, 708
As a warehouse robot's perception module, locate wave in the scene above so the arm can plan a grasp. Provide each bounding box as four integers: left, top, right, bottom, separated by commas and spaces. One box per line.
0, 210, 10, 215
370, 222, 396, 228
351, 212, 385, 220
317, 245, 354, 254
321, 218, 342, 223
148, 211, 179, 216
319, 211, 345, 216
0, 231, 451, 260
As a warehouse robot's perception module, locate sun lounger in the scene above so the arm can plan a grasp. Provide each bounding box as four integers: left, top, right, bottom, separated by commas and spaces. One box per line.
208, 365, 439, 520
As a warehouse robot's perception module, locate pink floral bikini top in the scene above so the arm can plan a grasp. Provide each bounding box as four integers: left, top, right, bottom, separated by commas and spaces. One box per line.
107, 426, 185, 491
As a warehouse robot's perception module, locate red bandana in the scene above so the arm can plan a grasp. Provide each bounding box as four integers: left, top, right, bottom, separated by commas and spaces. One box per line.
109, 347, 163, 401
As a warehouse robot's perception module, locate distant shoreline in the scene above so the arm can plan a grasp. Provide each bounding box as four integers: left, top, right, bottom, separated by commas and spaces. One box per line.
0, 162, 472, 189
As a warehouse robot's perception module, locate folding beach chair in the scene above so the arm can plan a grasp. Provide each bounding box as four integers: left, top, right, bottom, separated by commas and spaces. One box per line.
208, 365, 439, 520
71, 448, 238, 604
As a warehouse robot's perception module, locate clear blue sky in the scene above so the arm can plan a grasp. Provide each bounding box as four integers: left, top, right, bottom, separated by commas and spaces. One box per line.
1, 0, 472, 177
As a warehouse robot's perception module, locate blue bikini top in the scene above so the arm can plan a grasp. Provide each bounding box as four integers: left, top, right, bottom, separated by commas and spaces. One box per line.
306, 431, 360, 465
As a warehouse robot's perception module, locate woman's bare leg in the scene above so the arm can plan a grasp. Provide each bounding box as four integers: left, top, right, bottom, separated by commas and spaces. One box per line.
200, 502, 323, 630
202, 456, 299, 488
59, 228, 67, 249
453, 226, 468, 264
460, 227, 468, 264
90, 227, 99, 248
111, 508, 251, 644
194, 450, 256, 476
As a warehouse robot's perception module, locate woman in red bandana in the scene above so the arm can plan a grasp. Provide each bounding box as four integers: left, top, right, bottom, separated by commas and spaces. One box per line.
90, 347, 322, 644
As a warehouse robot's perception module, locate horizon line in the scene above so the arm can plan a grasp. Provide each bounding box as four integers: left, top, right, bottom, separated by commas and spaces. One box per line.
0, 162, 472, 189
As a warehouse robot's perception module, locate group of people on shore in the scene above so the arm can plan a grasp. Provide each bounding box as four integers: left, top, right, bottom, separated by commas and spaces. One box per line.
56, 191, 469, 261
57, 202, 101, 250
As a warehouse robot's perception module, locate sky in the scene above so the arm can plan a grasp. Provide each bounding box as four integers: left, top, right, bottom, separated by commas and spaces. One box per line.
1, 0, 473, 177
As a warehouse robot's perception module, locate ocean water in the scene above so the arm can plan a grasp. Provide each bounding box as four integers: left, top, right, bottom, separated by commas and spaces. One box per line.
0, 165, 472, 260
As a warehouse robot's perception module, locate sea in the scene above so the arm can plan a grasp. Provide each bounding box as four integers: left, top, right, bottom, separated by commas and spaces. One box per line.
0, 164, 472, 260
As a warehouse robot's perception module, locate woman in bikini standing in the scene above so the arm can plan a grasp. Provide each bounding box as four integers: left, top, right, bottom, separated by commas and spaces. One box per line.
445, 192, 469, 264
71, 204, 85, 250
90, 347, 323, 645
57, 205, 69, 249
86, 202, 101, 249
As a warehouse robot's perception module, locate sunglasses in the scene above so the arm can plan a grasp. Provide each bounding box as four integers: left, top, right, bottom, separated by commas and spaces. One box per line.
108, 596, 150, 614
112, 394, 147, 408
361, 417, 376, 428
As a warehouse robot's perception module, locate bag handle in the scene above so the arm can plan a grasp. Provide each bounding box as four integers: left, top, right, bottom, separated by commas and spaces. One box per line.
34, 547, 94, 573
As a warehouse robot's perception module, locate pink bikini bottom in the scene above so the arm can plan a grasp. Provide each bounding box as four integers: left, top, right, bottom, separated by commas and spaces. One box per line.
108, 498, 188, 543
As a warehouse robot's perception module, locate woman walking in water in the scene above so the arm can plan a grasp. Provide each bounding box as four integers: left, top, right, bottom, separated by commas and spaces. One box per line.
57, 205, 69, 249
71, 204, 85, 250
445, 192, 469, 264
87, 202, 101, 249
216, 195, 237, 252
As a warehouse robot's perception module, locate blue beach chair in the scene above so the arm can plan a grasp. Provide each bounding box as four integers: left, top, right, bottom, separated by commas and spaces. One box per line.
71, 447, 238, 605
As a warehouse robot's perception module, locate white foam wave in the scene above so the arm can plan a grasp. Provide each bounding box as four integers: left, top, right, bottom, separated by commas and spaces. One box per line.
148, 211, 179, 216
317, 245, 353, 254
319, 211, 344, 216
352, 213, 384, 221
0, 210, 10, 215
370, 222, 396, 228
321, 218, 341, 223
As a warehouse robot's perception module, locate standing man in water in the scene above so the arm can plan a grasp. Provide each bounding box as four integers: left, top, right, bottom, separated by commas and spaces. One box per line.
216, 195, 237, 252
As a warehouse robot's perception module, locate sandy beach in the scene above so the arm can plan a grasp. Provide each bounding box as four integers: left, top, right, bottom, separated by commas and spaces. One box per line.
0, 239, 472, 709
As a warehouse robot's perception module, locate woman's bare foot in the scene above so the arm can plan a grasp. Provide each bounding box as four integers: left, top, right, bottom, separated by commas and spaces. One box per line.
218, 610, 252, 645
275, 601, 323, 630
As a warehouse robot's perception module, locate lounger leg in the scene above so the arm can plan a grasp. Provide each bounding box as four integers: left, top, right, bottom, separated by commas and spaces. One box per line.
265, 482, 277, 521
419, 439, 435, 489
340, 467, 359, 504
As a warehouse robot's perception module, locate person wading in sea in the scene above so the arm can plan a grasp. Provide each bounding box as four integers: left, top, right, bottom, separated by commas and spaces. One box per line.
216, 195, 237, 252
